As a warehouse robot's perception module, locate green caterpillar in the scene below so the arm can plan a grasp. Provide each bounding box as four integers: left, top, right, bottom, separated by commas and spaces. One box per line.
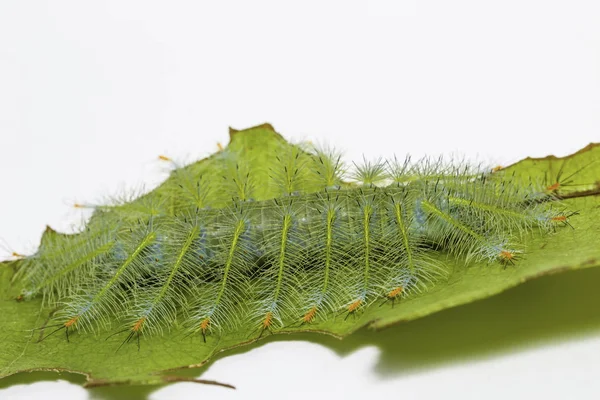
10, 124, 573, 348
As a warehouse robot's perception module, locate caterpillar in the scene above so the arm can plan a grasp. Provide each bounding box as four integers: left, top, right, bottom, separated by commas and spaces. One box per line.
9, 124, 575, 349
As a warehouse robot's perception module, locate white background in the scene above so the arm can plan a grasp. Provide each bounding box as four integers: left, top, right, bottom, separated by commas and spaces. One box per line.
1, 1, 599, 399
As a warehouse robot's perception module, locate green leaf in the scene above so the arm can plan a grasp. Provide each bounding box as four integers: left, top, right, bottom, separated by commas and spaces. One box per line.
1, 123, 599, 389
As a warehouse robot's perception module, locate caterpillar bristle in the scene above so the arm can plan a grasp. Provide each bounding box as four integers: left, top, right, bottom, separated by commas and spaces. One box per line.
308, 143, 346, 190
351, 157, 388, 187
11, 135, 577, 345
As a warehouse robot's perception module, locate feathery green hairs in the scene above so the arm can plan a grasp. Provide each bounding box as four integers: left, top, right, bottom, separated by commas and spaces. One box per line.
11, 133, 574, 345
